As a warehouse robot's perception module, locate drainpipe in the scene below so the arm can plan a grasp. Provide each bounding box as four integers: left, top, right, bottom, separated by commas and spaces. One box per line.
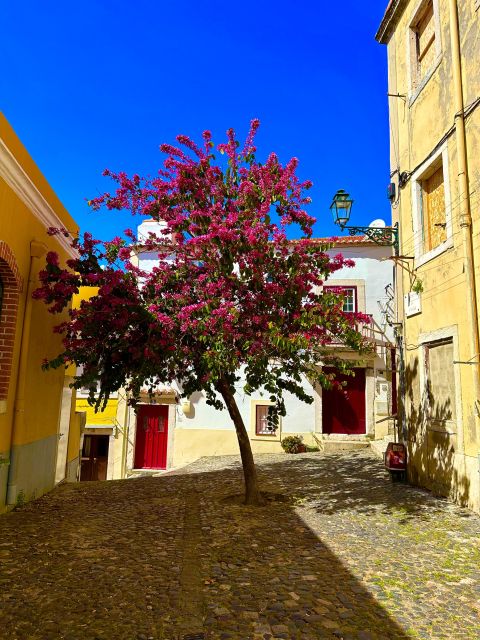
6, 241, 47, 504
120, 390, 130, 479
448, 0, 480, 452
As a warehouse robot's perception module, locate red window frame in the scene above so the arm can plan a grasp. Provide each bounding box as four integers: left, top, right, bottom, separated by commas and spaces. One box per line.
324, 285, 358, 313
255, 405, 276, 436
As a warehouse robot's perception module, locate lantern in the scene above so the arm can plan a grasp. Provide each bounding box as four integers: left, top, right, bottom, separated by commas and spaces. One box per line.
330, 189, 353, 228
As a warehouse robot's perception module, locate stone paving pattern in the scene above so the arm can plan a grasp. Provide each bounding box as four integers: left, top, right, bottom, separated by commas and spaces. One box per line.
0, 451, 479, 639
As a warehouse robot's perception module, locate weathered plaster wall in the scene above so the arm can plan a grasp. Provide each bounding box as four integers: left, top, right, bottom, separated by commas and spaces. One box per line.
382, 0, 480, 509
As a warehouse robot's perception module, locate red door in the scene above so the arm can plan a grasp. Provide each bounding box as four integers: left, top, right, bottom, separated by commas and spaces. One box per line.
134, 405, 169, 469
322, 368, 366, 435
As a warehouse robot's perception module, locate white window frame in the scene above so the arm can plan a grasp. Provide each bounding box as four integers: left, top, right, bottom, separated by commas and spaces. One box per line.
411, 142, 453, 267
406, 0, 442, 105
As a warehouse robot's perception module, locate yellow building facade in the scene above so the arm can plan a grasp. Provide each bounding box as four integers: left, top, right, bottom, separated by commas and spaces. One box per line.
376, 0, 480, 509
71, 288, 128, 482
0, 114, 81, 511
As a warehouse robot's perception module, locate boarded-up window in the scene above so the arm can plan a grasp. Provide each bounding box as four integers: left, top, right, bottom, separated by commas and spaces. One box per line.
405, 355, 421, 438
421, 164, 446, 252
416, 3, 435, 77
255, 405, 276, 436
425, 339, 456, 426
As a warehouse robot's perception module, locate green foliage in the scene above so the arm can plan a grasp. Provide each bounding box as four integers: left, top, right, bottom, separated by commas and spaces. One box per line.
281, 435, 305, 454
412, 279, 423, 294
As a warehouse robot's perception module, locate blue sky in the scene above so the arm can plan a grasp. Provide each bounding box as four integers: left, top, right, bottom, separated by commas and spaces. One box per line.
1, 1, 390, 241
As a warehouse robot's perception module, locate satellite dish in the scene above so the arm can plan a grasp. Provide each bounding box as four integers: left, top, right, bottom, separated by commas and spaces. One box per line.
369, 219, 386, 228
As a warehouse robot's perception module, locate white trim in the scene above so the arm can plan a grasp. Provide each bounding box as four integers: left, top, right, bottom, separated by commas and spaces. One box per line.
411, 142, 453, 267
408, 55, 442, 107
418, 326, 463, 443
0, 138, 77, 258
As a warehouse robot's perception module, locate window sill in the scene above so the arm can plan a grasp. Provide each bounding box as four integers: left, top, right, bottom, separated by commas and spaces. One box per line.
426, 422, 457, 435
409, 54, 442, 108
415, 236, 453, 269
250, 435, 281, 442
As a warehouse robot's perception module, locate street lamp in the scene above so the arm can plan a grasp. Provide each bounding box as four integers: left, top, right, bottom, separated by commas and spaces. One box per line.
330, 189, 399, 255
330, 189, 354, 228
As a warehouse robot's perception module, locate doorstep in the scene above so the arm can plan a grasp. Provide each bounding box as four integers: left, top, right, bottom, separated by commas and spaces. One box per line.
320, 437, 371, 453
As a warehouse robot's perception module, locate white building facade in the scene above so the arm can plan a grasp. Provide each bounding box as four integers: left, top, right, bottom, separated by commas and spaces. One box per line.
111, 222, 396, 472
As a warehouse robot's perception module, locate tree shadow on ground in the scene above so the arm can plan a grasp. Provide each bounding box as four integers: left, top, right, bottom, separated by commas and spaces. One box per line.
251, 451, 474, 521
0, 459, 418, 640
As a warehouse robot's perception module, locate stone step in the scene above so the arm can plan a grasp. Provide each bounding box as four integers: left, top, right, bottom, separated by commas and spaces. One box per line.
127, 469, 166, 478
370, 438, 390, 460
321, 440, 371, 453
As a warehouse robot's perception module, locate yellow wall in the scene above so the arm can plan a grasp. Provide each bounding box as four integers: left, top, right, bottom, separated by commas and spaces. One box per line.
76, 398, 119, 426
379, 0, 480, 508
171, 428, 317, 467
72, 288, 119, 453
0, 114, 78, 445
0, 113, 80, 508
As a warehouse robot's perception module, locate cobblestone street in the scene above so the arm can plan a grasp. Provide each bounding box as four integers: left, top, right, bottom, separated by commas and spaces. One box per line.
1, 451, 479, 640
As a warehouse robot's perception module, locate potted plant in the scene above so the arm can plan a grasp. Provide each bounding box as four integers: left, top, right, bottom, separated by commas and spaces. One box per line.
281, 435, 306, 454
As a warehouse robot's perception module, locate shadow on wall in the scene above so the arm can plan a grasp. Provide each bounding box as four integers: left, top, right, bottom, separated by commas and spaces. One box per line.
403, 356, 470, 506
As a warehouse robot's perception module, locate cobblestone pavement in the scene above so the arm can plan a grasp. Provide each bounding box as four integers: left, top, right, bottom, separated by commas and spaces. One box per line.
1, 451, 479, 640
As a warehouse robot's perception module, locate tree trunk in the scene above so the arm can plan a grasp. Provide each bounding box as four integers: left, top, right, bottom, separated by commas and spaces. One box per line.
216, 378, 264, 506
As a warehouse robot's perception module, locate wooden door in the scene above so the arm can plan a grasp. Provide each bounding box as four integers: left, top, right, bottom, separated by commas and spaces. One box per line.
322, 368, 366, 435
80, 434, 110, 481
134, 405, 169, 469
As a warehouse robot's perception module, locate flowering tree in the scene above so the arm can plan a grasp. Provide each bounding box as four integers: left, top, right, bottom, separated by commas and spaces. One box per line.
34, 121, 370, 505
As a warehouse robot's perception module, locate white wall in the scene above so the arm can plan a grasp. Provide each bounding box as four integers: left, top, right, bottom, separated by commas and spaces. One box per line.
136, 230, 394, 437
325, 244, 394, 340
175, 374, 315, 435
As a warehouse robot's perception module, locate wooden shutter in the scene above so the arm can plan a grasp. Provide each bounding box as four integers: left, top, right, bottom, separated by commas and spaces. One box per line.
417, 2, 435, 78
425, 340, 456, 424
422, 165, 446, 251
256, 405, 275, 435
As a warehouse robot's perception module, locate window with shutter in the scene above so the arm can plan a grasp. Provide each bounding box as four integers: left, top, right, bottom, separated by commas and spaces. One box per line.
410, 0, 439, 92
255, 404, 276, 436
424, 339, 456, 426
416, 3, 435, 78
411, 143, 452, 265
421, 164, 446, 252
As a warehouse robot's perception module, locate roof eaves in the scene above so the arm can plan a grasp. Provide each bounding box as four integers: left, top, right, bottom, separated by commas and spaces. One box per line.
291, 236, 380, 247
375, 0, 409, 44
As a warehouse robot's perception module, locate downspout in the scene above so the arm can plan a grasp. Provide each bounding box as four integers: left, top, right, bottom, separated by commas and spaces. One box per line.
448, 0, 480, 451
6, 240, 47, 504
120, 390, 130, 479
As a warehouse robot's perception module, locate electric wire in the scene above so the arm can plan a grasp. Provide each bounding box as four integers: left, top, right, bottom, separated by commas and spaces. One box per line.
393, 180, 480, 252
